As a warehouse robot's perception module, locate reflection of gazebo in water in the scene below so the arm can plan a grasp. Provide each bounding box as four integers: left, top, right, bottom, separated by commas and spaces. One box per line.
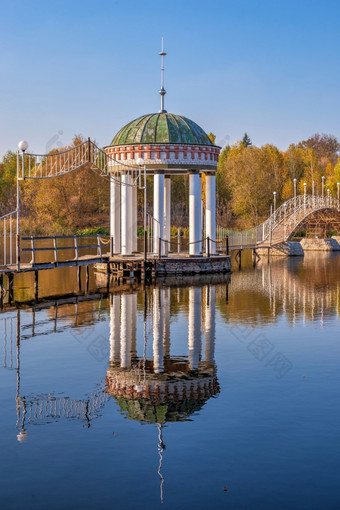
106, 285, 219, 423
105, 284, 219, 501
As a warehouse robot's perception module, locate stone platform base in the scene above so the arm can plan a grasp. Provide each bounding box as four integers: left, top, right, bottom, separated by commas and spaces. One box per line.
300, 238, 340, 251
156, 256, 231, 276
257, 242, 304, 257
94, 254, 232, 279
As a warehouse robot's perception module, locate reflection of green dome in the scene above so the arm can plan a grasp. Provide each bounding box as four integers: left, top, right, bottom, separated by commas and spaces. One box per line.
111, 113, 213, 146
114, 396, 215, 424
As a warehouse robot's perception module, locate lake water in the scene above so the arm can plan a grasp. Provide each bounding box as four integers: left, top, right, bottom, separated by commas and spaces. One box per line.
1, 253, 340, 509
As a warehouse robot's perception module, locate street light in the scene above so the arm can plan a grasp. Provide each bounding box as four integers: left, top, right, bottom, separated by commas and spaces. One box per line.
17, 141, 28, 269
327, 188, 330, 205
136, 157, 147, 260
293, 178, 297, 199
337, 182, 340, 202
273, 191, 277, 212
312, 180, 315, 197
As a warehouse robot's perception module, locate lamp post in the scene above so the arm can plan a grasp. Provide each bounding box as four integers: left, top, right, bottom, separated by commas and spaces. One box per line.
337, 182, 340, 202
312, 180, 315, 197
136, 158, 147, 260
17, 141, 28, 270
293, 178, 297, 200
303, 182, 307, 211
327, 188, 330, 206
273, 191, 277, 213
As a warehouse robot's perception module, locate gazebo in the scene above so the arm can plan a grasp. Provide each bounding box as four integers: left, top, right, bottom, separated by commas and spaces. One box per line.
104, 43, 220, 257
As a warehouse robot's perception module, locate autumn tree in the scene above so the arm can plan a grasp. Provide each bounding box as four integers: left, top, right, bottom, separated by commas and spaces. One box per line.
300, 133, 339, 168
242, 133, 252, 147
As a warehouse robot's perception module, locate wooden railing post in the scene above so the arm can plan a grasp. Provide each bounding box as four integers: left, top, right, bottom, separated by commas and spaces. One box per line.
177, 228, 181, 254
207, 236, 210, 258
53, 236, 58, 265
74, 236, 79, 262
158, 238, 162, 260
31, 236, 36, 266
97, 235, 102, 257
226, 236, 229, 255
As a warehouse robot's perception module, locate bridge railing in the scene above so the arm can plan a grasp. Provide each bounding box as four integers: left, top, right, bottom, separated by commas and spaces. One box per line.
218, 194, 340, 249
20, 139, 141, 187
0, 210, 17, 267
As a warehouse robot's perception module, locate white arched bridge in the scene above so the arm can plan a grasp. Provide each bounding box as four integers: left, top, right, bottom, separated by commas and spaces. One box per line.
217, 194, 340, 250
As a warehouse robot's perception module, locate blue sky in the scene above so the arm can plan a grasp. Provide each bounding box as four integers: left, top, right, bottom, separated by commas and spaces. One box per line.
0, 0, 339, 156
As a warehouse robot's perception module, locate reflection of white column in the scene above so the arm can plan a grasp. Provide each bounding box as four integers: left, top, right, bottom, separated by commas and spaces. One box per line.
153, 289, 164, 373
188, 287, 202, 370
130, 293, 137, 359
110, 176, 121, 254
205, 173, 216, 255
162, 287, 171, 357
204, 286, 215, 363
110, 294, 121, 362
163, 176, 171, 256
121, 173, 131, 255
153, 172, 165, 254
189, 172, 202, 255
120, 294, 132, 368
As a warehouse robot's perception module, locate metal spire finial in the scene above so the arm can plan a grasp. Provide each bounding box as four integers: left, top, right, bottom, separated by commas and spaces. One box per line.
158, 37, 167, 113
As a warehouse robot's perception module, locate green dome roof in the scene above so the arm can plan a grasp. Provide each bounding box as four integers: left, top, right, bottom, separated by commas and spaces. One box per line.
111, 113, 213, 146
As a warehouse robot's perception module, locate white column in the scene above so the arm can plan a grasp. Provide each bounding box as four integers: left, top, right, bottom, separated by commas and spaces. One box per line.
109, 294, 121, 363
189, 172, 202, 256
120, 174, 133, 255
163, 176, 171, 256
110, 176, 121, 254
188, 286, 202, 370
205, 173, 216, 255
153, 172, 165, 255
153, 288, 164, 373
132, 184, 137, 252
204, 285, 215, 364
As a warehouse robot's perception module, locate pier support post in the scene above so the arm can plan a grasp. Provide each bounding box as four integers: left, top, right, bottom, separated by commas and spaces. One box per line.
34, 270, 38, 301
77, 266, 82, 293
8, 273, 14, 304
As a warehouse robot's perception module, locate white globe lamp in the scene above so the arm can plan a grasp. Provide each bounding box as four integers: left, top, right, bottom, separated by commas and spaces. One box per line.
18, 140, 28, 152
